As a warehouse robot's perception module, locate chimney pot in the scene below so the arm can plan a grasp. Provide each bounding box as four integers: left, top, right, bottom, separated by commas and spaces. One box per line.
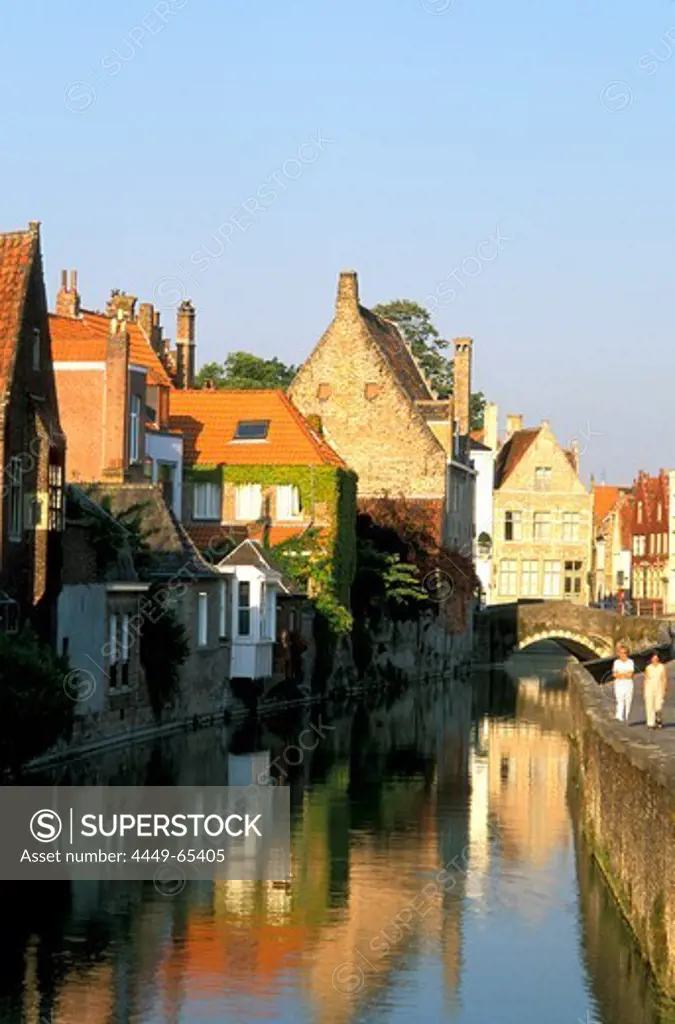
56, 266, 81, 318
483, 402, 498, 451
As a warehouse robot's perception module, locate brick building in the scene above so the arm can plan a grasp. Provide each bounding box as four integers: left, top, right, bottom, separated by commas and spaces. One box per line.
50, 276, 192, 515
0, 222, 66, 638
629, 469, 675, 615
491, 418, 592, 605
590, 484, 632, 608
287, 270, 475, 551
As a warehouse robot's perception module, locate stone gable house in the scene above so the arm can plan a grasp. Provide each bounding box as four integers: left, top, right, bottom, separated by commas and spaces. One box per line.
0, 222, 66, 640
50, 275, 196, 516
287, 271, 475, 555
629, 469, 675, 615
491, 417, 592, 605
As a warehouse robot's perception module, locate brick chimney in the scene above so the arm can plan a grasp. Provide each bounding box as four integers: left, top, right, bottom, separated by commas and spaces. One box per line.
106, 289, 137, 322
483, 402, 498, 451
453, 337, 473, 438
175, 300, 196, 389
336, 270, 359, 318
138, 302, 165, 356
103, 312, 130, 479
506, 414, 524, 438
55, 269, 81, 318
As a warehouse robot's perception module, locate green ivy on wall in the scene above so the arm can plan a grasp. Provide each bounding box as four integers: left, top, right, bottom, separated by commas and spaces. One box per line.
186, 462, 358, 635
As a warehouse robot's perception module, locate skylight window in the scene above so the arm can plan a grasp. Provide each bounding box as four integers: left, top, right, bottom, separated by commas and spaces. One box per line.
234, 420, 270, 441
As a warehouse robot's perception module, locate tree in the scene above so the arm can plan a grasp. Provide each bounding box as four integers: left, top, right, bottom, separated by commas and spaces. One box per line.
372, 299, 485, 430
196, 352, 297, 390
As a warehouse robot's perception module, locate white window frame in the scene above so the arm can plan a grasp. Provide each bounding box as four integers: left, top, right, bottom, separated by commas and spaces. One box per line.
235, 483, 263, 521
276, 484, 301, 521
521, 560, 539, 596
193, 482, 221, 521
543, 560, 561, 597
562, 511, 580, 542
533, 512, 551, 542
197, 592, 208, 647
129, 394, 141, 463
534, 467, 552, 491
504, 510, 522, 542
237, 580, 251, 636
8, 456, 23, 541
498, 560, 517, 597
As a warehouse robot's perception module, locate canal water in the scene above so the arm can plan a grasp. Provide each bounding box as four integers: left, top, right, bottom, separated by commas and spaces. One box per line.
1, 647, 673, 1023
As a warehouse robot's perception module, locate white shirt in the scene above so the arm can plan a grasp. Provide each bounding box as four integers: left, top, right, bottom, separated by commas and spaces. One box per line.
613, 658, 635, 679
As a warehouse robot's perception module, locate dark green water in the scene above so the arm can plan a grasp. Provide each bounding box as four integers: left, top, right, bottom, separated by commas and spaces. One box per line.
0, 649, 671, 1023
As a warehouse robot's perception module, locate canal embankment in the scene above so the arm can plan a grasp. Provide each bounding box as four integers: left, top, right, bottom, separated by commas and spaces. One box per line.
566, 647, 675, 999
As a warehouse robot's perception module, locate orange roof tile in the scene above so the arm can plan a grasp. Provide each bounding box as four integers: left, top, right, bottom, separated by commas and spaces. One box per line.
0, 225, 37, 400
494, 427, 540, 488
169, 390, 346, 468
593, 485, 620, 523
49, 310, 172, 387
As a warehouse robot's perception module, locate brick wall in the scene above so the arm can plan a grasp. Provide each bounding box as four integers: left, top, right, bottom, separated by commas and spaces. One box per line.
568, 661, 675, 997
54, 369, 105, 480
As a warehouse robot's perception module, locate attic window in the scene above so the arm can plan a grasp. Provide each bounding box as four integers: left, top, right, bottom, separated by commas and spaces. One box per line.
317, 383, 332, 401
364, 382, 380, 401
234, 420, 269, 441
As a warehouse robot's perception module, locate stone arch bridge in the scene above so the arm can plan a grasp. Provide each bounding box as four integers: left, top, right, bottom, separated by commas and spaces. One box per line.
477, 600, 673, 662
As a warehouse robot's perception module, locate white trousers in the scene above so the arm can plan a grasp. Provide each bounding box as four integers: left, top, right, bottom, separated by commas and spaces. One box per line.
615, 679, 634, 722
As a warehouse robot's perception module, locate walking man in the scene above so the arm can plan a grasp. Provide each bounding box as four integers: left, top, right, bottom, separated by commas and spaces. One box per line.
644, 652, 667, 729
612, 643, 635, 723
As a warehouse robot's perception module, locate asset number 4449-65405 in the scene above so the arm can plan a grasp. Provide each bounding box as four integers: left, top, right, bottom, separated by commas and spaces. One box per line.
131, 849, 227, 863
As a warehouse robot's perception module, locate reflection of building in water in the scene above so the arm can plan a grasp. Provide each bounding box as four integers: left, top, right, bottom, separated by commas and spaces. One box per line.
465, 675, 572, 910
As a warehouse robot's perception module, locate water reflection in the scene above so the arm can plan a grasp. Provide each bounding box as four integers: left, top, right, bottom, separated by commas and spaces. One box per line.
0, 646, 669, 1023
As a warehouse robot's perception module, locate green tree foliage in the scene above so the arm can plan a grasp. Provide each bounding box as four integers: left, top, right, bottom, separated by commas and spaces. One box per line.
0, 626, 73, 773
140, 588, 190, 719
372, 299, 485, 429
271, 528, 352, 635
196, 352, 298, 390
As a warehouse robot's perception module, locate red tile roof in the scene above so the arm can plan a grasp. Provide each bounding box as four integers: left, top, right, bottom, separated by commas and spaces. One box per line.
50, 310, 172, 387
494, 427, 541, 488
169, 390, 346, 467
0, 225, 38, 401
593, 485, 621, 523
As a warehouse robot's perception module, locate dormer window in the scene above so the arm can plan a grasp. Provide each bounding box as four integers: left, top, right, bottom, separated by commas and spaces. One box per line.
234, 420, 269, 441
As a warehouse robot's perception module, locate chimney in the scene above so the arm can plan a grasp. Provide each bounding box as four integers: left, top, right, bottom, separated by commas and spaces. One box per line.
336, 270, 359, 318
106, 289, 137, 322
103, 311, 130, 479
176, 300, 196, 388
453, 337, 473, 438
138, 302, 154, 342
55, 269, 81, 318
506, 414, 524, 438
483, 402, 498, 451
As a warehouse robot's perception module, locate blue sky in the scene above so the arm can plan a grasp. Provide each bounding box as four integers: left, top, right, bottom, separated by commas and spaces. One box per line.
2, 0, 674, 483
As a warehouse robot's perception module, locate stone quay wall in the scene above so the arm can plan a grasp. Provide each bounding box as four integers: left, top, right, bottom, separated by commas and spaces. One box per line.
567, 658, 675, 997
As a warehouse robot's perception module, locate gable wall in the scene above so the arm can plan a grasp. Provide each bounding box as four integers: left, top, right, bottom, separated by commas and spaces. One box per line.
289, 317, 446, 499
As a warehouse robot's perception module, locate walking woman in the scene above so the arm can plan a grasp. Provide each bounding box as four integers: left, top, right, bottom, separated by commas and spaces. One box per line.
644, 652, 668, 729
612, 643, 635, 723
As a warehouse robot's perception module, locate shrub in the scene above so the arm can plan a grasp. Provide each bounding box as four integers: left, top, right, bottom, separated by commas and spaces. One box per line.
0, 626, 73, 773
140, 590, 190, 718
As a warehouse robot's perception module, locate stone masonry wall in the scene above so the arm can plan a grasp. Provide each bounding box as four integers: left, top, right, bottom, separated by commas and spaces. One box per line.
568, 661, 675, 997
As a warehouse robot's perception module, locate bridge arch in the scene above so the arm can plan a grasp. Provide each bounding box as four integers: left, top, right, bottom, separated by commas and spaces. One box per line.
515, 630, 613, 661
